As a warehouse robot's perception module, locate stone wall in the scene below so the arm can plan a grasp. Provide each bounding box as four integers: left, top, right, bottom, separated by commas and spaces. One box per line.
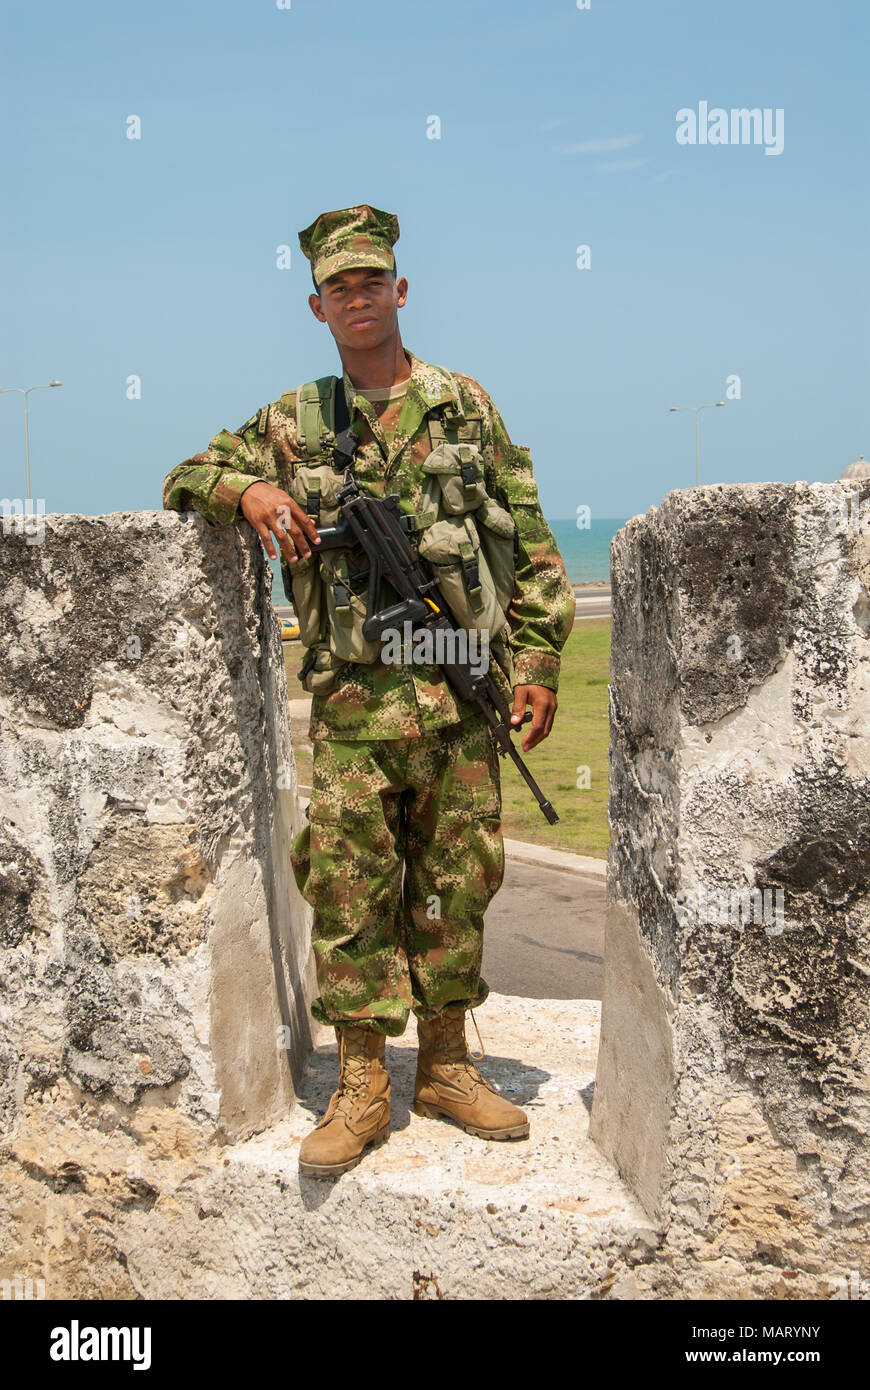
590, 481, 870, 1288
0, 510, 315, 1164
3, 490, 867, 1299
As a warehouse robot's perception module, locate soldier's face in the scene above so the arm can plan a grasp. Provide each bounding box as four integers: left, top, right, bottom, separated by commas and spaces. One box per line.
309, 268, 408, 350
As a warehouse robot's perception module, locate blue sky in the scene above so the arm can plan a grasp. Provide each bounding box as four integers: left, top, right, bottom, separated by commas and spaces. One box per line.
2, 0, 867, 522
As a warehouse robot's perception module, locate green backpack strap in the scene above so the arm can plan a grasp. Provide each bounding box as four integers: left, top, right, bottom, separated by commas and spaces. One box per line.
431, 363, 465, 423
295, 375, 339, 460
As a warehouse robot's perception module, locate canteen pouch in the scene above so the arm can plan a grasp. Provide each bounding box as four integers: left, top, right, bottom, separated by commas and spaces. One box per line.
288, 551, 326, 650
320, 549, 383, 665
287, 459, 382, 665
473, 497, 518, 614
416, 514, 508, 638
284, 462, 344, 647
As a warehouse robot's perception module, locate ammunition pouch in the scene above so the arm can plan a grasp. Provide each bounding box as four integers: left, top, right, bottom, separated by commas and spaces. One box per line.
421, 440, 489, 514
288, 463, 385, 685
322, 549, 383, 665
417, 440, 517, 636
288, 460, 346, 529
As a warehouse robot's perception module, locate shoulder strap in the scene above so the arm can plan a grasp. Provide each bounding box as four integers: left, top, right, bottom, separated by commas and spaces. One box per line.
430, 363, 465, 422
295, 375, 339, 460
333, 377, 350, 434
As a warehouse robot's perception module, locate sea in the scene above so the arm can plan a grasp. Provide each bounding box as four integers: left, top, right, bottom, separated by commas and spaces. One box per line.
268, 516, 627, 603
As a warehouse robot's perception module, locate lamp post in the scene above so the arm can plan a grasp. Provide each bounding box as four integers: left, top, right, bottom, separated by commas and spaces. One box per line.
0, 381, 63, 507
669, 400, 725, 486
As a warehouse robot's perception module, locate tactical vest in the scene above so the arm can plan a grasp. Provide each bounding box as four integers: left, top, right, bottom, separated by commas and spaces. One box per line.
287, 371, 519, 695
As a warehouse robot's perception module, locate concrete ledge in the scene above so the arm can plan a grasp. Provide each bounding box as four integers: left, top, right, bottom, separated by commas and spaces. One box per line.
0, 511, 316, 1151
502, 838, 607, 879
4, 989, 850, 1298
0, 994, 660, 1299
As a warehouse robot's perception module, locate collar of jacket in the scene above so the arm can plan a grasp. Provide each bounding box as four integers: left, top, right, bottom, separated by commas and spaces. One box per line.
339, 348, 466, 467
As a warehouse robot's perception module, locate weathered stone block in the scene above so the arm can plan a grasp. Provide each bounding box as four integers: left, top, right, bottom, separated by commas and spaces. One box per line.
590, 481, 870, 1285
0, 511, 315, 1153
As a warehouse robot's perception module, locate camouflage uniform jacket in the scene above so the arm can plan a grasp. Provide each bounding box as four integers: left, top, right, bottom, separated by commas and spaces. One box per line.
162, 349, 575, 740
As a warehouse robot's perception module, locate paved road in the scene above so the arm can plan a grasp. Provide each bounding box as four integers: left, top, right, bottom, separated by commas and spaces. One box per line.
572, 591, 611, 621
482, 860, 605, 1002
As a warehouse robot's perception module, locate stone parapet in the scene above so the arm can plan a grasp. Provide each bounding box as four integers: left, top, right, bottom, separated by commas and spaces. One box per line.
590, 481, 870, 1286
0, 511, 315, 1158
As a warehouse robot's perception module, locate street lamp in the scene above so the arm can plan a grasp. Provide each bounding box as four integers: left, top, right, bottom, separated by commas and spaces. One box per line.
669, 401, 725, 486
0, 380, 63, 506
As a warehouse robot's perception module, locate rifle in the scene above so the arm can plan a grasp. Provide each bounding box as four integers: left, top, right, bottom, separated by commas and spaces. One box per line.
301, 422, 559, 825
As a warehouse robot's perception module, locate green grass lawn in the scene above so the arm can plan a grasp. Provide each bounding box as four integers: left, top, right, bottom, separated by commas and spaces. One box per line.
283, 639, 308, 690
499, 620, 610, 857
283, 618, 611, 859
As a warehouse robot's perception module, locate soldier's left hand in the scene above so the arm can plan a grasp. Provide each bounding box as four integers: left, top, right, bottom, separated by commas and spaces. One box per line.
510, 684, 557, 752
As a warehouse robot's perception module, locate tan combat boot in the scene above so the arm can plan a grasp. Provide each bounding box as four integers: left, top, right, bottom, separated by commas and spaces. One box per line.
413, 1004, 529, 1140
298, 1024, 391, 1178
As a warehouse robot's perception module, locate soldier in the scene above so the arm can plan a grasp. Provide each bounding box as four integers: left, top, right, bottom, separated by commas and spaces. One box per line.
162, 204, 575, 1179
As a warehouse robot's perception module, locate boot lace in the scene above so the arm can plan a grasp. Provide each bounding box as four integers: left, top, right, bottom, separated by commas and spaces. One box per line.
333, 1031, 375, 1119
440, 1010, 497, 1092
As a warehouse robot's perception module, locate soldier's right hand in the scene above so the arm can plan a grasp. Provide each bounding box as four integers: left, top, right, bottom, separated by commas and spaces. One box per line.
239, 481, 321, 565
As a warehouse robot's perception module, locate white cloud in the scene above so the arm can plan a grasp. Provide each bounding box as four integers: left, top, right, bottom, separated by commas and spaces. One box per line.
596, 157, 650, 172
560, 133, 642, 155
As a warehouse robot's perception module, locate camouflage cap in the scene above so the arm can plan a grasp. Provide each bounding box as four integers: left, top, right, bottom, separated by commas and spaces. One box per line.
298, 204, 400, 287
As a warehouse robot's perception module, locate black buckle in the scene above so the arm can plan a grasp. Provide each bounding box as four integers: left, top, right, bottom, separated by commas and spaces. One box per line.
344, 568, 370, 596
462, 556, 480, 591
306, 490, 320, 517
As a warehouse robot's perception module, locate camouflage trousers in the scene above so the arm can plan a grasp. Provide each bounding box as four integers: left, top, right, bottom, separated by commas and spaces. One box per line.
289, 713, 504, 1037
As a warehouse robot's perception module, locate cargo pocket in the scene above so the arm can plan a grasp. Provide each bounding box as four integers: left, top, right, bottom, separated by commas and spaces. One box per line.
421, 442, 488, 515
469, 776, 502, 821
292, 796, 343, 903
416, 516, 508, 638
447, 728, 503, 822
